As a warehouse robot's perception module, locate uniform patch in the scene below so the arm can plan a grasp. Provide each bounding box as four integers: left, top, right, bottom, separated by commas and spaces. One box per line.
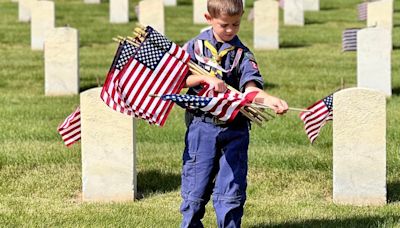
251, 61, 258, 70
245, 52, 256, 62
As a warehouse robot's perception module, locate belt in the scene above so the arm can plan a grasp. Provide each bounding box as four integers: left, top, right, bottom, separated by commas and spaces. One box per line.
191, 111, 249, 128
193, 115, 229, 126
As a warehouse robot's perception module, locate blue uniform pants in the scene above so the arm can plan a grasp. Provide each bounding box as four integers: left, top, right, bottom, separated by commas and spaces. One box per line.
180, 117, 249, 228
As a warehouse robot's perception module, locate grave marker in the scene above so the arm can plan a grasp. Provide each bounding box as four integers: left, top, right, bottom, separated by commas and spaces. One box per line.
44, 27, 79, 96
357, 27, 391, 96
110, 0, 129, 23
284, 0, 304, 26
333, 87, 386, 206
254, 0, 279, 50
31, 0, 55, 50
139, 0, 165, 34
81, 88, 137, 202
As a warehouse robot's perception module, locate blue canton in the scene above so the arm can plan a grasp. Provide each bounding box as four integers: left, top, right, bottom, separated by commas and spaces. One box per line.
135, 27, 172, 70
116, 41, 137, 70
323, 94, 333, 111
161, 94, 212, 110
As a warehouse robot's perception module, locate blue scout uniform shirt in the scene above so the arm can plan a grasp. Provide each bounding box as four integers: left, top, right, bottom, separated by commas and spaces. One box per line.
185, 29, 264, 95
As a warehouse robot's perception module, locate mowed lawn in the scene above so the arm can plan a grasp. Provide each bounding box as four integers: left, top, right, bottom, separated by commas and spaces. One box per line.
1, 0, 400, 227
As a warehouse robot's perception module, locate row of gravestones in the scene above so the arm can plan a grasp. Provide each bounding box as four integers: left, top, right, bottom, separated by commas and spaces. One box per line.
9, 0, 390, 204
14, 0, 165, 95
252, 0, 394, 98
18, 0, 165, 34
357, 0, 393, 97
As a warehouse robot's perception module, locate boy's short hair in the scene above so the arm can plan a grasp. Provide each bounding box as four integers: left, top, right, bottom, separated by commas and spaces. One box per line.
207, 0, 244, 18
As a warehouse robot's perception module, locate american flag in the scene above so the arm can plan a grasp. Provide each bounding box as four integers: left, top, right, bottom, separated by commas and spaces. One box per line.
58, 106, 81, 147
357, 2, 367, 21
160, 91, 258, 123
114, 26, 190, 126
299, 94, 333, 144
101, 40, 139, 117
342, 28, 360, 52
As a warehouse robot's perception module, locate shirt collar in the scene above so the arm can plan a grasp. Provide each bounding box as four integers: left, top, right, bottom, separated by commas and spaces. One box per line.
197, 28, 246, 51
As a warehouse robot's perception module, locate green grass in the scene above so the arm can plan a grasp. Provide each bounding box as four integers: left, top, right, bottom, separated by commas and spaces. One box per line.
1, 0, 400, 227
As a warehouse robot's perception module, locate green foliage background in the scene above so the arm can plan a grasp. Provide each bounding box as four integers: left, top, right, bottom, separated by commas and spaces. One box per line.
0, 0, 399, 227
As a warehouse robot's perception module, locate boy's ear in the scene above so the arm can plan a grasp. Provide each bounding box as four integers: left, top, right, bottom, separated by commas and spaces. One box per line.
204, 13, 212, 24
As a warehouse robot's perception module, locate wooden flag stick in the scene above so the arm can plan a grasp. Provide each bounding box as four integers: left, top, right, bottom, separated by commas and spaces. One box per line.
251, 102, 311, 113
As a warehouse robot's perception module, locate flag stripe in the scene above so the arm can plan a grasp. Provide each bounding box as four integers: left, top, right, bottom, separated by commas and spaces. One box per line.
299, 94, 333, 144
58, 107, 81, 147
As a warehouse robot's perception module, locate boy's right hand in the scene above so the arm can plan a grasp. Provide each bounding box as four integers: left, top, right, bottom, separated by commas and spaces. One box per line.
202, 76, 227, 92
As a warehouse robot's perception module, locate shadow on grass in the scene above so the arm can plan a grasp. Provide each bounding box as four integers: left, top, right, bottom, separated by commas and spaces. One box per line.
280, 42, 309, 49
177, 0, 191, 5
392, 87, 400, 96
320, 6, 339, 11
129, 16, 138, 21
305, 18, 326, 25
394, 24, 400, 28
393, 45, 400, 50
80, 83, 102, 93
388, 181, 400, 202
249, 216, 400, 228
137, 169, 180, 199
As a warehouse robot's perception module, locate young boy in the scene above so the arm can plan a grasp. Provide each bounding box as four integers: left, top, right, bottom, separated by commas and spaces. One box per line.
181, 0, 288, 227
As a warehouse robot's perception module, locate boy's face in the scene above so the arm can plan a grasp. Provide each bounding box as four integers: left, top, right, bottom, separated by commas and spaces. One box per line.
205, 12, 242, 42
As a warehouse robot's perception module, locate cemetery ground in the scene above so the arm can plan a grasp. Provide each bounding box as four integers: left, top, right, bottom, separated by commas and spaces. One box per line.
0, 0, 400, 226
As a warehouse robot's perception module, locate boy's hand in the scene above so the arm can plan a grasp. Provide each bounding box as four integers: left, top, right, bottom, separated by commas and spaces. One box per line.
257, 95, 288, 115
245, 82, 288, 115
185, 75, 227, 92
202, 76, 227, 92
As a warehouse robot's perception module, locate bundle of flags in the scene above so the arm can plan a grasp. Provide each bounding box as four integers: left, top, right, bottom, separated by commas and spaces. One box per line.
102, 25, 267, 126
160, 89, 259, 123
101, 26, 190, 126
342, 28, 360, 52
57, 106, 81, 147
299, 94, 333, 144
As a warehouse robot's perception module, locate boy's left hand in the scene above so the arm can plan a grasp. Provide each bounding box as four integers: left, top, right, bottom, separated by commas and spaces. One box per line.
244, 82, 288, 115
259, 94, 288, 115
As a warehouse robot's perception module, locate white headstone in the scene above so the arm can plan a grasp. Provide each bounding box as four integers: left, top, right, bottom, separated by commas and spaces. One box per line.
81, 88, 137, 202
357, 27, 392, 96
367, 0, 393, 33
31, 0, 55, 50
44, 27, 79, 96
164, 0, 176, 6
254, 0, 279, 50
193, 0, 207, 24
284, 0, 304, 26
84, 0, 100, 3
18, 0, 35, 22
110, 0, 129, 23
303, 0, 319, 11
139, 0, 165, 35
367, 0, 393, 50
333, 87, 386, 206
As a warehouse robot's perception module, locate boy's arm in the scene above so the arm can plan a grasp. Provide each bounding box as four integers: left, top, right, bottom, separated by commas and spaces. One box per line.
185, 74, 227, 92
245, 81, 288, 115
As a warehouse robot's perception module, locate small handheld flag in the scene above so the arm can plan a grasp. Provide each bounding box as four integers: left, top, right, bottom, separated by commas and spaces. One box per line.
299, 94, 333, 144
58, 106, 81, 147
